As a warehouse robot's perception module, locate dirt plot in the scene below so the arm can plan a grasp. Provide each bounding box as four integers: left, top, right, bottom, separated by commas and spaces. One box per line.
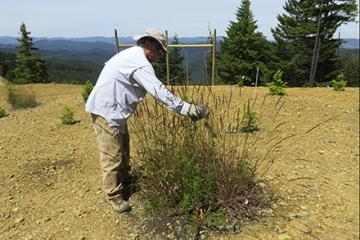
0, 84, 359, 240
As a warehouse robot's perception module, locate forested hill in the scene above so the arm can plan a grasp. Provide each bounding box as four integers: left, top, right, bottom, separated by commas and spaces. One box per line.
0, 36, 358, 85
0, 37, 220, 82
0, 51, 102, 84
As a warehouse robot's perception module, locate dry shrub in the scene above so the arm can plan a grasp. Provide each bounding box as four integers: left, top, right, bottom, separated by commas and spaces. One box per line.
130, 86, 289, 231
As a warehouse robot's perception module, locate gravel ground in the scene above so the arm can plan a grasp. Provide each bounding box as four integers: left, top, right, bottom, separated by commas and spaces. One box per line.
0, 84, 358, 240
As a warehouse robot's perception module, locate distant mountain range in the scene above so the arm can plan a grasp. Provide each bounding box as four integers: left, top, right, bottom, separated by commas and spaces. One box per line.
0, 36, 220, 45
341, 39, 360, 49
0, 36, 358, 48
0, 36, 222, 81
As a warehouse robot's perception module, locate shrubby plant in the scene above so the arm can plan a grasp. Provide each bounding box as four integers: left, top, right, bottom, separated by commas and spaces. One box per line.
60, 107, 76, 125
331, 73, 347, 91
131, 86, 286, 234
267, 70, 287, 96
81, 81, 94, 102
240, 101, 259, 133
5, 84, 38, 109
0, 107, 6, 118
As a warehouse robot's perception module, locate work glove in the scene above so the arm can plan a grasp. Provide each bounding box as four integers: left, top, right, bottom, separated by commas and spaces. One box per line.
188, 104, 208, 121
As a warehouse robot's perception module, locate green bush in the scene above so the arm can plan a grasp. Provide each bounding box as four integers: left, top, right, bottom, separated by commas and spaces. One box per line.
331, 73, 347, 91
267, 70, 287, 96
0, 107, 6, 118
5, 84, 38, 109
81, 81, 94, 102
60, 107, 76, 125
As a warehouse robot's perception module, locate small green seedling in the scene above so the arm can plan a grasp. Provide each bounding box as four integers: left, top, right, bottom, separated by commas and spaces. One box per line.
60, 107, 76, 125
267, 70, 287, 96
240, 101, 259, 133
0, 107, 6, 118
331, 73, 347, 91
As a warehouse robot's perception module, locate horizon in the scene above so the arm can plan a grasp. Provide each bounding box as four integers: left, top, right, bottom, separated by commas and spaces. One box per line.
0, 35, 359, 40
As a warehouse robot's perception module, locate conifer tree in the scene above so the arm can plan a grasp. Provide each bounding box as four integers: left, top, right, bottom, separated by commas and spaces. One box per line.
169, 34, 187, 85
153, 34, 187, 84
218, 0, 274, 85
272, 0, 357, 86
153, 50, 167, 83
13, 22, 48, 83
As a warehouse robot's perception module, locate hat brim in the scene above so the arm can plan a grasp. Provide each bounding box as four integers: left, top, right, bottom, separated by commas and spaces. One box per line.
133, 34, 167, 52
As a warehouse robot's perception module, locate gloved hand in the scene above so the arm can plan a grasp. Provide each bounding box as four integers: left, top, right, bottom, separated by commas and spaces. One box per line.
188, 104, 208, 121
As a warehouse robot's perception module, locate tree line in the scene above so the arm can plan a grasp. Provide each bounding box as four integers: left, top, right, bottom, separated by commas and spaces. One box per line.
151, 0, 358, 87
0, 0, 358, 87
0, 50, 101, 85
217, 0, 358, 87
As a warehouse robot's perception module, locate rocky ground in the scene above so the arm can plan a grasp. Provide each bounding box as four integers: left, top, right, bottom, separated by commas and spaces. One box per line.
0, 84, 359, 240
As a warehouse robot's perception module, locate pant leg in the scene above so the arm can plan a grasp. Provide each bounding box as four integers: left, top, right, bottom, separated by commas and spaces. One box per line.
91, 114, 130, 201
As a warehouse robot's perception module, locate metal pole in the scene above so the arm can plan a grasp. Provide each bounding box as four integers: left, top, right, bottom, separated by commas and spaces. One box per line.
165, 30, 170, 85
309, 3, 323, 87
253, 66, 259, 108
337, 27, 341, 56
114, 29, 119, 53
211, 29, 216, 86
185, 49, 189, 84
204, 51, 208, 85
312, 36, 322, 85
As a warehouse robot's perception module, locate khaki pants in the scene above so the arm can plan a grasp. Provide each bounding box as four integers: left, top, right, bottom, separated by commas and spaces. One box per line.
91, 114, 130, 202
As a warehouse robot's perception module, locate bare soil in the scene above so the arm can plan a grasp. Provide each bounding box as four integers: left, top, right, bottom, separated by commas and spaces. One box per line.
0, 84, 359, 240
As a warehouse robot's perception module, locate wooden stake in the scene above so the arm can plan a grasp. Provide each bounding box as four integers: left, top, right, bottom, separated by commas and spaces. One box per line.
169, 44, 213, 48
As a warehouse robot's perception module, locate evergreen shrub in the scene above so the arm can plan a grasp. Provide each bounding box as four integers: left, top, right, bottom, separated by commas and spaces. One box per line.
81, 81, 94, 102
331, 73, 347, 91
60, 107, 76, 125
0, 107, 6, 118
267, 70, 287, 96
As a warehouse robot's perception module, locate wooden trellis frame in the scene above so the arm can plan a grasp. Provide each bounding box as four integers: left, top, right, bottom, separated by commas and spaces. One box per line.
114, 29, 217, 85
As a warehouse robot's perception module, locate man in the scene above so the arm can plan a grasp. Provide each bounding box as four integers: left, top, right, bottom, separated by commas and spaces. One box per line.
85, 28, 207, 213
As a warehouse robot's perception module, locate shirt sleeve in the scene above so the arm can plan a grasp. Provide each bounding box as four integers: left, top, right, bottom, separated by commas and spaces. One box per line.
132, 65, 191, 116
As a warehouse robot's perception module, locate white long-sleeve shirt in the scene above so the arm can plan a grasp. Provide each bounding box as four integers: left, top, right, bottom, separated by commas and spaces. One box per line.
85, 46, 191, 131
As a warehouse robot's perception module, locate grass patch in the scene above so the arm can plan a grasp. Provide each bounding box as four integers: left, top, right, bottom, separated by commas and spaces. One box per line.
5, 84, 38, 109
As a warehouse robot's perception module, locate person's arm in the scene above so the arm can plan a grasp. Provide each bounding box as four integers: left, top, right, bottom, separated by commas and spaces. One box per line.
132, 66, 191, 115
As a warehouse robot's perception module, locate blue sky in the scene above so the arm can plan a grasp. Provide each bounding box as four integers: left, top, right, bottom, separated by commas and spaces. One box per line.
1, 0, 359, 39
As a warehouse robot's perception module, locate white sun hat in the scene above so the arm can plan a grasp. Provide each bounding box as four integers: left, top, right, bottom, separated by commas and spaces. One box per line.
133, 28, 167, 52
